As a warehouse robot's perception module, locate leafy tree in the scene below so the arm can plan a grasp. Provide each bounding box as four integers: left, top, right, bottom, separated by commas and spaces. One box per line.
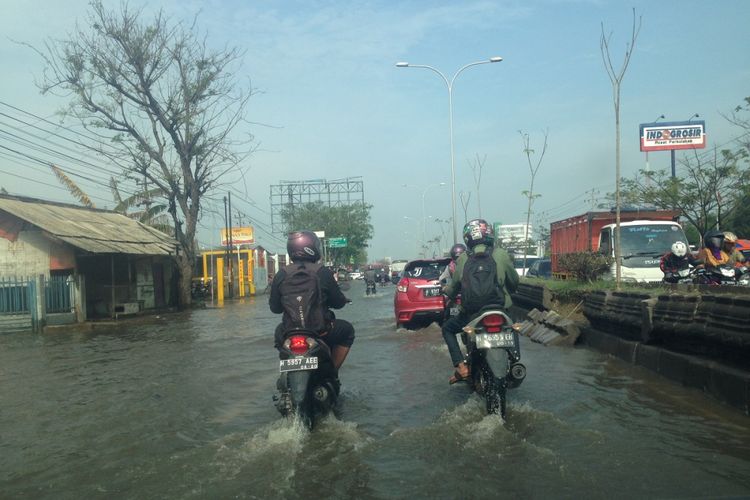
721, 96, 750, 236
33, 1, 252, 306
617, 146, 747, 238
281, 201, 373, 266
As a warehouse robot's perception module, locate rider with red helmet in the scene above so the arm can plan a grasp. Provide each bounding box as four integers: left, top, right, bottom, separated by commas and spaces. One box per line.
269, 230, 354, 369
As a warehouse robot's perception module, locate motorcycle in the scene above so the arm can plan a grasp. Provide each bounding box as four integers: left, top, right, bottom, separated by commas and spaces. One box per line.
459, 305, 526, 419
273, 327, 340, 429
695, 265, 749, 286
662, 267, 698, 284
365, 280, 377, 295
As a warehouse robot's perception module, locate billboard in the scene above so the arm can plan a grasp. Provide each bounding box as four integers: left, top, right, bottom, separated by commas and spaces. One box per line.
220, 226, 255, 246
639, 120, 706, 152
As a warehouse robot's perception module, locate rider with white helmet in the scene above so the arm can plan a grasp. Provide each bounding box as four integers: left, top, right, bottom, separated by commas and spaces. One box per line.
660, 240, 703, 282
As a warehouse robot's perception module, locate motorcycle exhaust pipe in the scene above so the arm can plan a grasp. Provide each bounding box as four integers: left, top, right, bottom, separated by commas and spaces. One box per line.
506, 362, 526, 389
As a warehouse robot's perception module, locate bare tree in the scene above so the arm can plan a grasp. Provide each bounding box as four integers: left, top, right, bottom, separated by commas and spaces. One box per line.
519, 130, 548, 275
467, 153, 486, 217
459, 191, 472, 223
600, 8, 642, 287
33, 1, 253, 305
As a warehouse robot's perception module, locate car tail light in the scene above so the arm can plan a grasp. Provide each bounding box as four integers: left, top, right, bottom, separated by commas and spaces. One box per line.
397, 278, 409, 293
286, 335, 309, 355
481, 314, 505, 333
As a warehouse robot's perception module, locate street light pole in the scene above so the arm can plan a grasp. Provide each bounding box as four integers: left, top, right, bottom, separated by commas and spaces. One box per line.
397, 56, 503, 243
421, 182, 446, 253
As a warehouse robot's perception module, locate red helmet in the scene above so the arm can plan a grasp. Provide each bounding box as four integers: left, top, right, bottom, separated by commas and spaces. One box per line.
449, 243, 467, 260
462, 219, 494, 249
287, 230, 321, 262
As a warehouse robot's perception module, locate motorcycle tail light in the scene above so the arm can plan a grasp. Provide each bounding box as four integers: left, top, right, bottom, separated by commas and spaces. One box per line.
481, 314, 505, 333
397, 278, 409, 293
287, 335, 309, 355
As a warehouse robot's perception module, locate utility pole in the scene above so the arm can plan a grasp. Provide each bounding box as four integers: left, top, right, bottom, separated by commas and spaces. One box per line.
223, 195, 231, 298
227, 192, 234, 298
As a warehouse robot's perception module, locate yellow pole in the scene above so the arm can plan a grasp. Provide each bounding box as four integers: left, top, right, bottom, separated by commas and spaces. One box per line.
248, 250, 256, 295
202, 252, 208, 282
238, 259, 245, 297
216, 257, 225, 302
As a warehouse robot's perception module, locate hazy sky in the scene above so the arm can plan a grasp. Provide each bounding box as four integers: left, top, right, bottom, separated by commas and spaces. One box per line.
1, 0, 748, 260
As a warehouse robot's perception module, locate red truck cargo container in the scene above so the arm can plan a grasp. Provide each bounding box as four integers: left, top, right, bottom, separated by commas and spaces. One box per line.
550, 209, 681, 277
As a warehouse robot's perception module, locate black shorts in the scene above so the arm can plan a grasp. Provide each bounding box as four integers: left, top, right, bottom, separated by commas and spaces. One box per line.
274, 319, 355, 349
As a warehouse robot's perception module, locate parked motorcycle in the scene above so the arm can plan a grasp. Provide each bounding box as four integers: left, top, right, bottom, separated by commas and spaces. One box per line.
365, 280, 377, 295
459, 305, 526, 419
273, 327, 340, 429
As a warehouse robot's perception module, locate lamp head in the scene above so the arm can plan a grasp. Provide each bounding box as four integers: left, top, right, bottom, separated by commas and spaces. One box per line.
396, 62, 409, 67
489, 56, 503, 63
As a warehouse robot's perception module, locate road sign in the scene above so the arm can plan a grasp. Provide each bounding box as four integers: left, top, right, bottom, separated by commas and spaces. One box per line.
328, 237, 347, 248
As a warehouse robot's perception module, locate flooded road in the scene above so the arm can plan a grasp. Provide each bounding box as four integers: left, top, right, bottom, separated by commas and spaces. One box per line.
2, 280, 750, 499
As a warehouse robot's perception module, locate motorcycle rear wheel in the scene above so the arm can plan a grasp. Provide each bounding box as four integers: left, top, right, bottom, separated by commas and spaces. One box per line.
472, 358, 507, 418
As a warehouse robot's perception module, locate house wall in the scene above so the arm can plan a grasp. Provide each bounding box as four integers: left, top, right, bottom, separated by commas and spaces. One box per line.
0, 228, 51, 278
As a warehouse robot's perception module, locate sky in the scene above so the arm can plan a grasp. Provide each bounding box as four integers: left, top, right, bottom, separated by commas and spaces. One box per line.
1, 0, 748, 261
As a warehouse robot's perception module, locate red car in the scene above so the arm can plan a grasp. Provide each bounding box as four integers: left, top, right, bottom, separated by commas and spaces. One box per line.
394, 258, 450, 329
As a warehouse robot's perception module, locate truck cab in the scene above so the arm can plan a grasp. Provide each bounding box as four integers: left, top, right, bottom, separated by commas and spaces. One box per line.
598, 220, 688, 282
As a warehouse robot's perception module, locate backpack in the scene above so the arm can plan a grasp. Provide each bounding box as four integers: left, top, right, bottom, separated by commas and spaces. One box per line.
460, 249, 503, 314
279, 262, 327, 332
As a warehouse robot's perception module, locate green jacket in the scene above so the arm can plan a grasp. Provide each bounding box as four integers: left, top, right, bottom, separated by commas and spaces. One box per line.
444, 244, 519, 310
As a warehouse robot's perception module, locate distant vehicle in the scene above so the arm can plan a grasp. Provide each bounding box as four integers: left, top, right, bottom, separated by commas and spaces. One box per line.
394, 258, 450, 329
550, 210, 687, 283
348, 271, 363, 280
390, 259, 409, 284
526, 258, 552, 279
336, 269, 349, 281
512, 255, 539, 277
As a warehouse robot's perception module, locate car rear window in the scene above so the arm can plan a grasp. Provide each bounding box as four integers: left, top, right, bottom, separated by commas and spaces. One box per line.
404, 261, 447, 280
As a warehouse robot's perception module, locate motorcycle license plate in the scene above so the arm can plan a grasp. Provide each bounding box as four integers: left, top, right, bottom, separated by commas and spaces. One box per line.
475, 332, 515, 349
449, 306, 459, 316
423, 287, 441, 297
279, 357, 318, 372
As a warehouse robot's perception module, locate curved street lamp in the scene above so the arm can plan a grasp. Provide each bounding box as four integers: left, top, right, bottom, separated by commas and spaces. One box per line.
396, 57, 503, 243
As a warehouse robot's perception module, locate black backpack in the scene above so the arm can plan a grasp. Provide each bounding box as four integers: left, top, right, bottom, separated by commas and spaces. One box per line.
460, 249, 503, 314
279, 262, 327, 332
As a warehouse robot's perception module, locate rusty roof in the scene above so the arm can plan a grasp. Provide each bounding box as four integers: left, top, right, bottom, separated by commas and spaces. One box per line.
0, 195, 177, 255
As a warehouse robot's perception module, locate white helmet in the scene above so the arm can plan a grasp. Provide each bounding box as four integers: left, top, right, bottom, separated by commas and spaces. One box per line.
671, 241, 688, 258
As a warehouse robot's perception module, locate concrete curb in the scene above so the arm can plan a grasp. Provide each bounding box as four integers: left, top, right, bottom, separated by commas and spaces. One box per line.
581, 325, 750, 415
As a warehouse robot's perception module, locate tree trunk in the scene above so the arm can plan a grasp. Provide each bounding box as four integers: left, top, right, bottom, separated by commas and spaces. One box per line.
177, 252, 193, 307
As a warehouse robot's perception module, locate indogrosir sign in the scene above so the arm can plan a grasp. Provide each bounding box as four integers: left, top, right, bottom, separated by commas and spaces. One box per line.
639, 120, 706, 152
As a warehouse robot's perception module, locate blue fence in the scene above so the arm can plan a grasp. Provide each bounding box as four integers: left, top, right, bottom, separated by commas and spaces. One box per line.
0, 276, 33, 315
45, 276, 72, 313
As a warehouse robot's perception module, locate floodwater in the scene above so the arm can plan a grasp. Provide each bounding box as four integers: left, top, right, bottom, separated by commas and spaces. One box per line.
2, 280, 750, 499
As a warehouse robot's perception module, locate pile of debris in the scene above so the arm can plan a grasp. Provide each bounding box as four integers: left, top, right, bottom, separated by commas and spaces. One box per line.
516, 307, 581, 346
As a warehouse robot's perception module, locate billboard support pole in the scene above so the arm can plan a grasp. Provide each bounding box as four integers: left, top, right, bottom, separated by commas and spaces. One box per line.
671, 150, 676, 178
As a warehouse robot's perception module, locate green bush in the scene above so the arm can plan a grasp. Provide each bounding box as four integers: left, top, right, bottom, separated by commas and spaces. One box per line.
558, 251, 614, 283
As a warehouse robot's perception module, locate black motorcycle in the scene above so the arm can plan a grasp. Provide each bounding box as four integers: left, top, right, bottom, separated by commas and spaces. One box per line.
459, 305, 526, 419
662, 267, 698, 284
365, 280, 377, 295
694, 265, 749, 286
274, 328, 340, 429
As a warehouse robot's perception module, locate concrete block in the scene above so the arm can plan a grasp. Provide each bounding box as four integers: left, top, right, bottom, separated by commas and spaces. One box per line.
634, 343, 660, 373
706, 363, 750, 414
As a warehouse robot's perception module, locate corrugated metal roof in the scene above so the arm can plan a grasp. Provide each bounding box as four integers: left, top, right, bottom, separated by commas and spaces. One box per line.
0, 196, 177, 255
